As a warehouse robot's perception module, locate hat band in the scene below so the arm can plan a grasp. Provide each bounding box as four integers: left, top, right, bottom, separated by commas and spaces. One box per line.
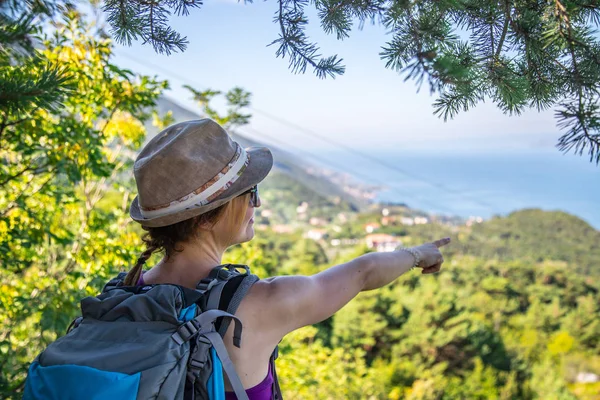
139, 145, 249, 219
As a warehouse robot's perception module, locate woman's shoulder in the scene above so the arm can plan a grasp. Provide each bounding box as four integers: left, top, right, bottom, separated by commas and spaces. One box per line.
238, 275, 314, 336
235, 278, 290, 338
242, 276, 303, 309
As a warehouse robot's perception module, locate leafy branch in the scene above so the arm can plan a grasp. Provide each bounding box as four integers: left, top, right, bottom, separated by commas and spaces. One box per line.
7, 0, 600, 164
184, 85, 253, 129
103, 0, 201, 55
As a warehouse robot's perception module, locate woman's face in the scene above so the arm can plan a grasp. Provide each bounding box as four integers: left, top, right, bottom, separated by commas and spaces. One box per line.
236, 194, 260, 244
211, 191, 261, 247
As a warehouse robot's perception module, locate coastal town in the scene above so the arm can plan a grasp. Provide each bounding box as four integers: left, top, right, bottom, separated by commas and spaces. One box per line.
255, 193, 483, 254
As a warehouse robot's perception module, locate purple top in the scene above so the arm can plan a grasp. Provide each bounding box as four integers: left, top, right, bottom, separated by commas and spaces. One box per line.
225, 365, 274, 400
137, 274, 274, 400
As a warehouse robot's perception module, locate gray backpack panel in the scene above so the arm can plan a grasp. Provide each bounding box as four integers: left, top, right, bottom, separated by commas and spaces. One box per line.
37, 285, 194, 399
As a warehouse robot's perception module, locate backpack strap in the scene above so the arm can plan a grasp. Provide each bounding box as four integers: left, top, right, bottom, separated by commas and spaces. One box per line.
203, 265, 283, 399
173, 309, 249, 400
270, 348, 283, 400
197, 264, 251, 293
200, 264, 259, 336
102, 272, 128, 292
217, 273, 259, 336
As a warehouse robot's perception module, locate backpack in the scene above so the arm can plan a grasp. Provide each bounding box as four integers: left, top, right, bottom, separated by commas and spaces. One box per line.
23, 264, 283, 400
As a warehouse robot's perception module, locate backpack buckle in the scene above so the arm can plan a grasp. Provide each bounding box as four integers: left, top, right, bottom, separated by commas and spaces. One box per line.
226, 264, 250, 276
187, 335, 212, 375
172, 319, 201, 345
217, 268, 231, 280
197, 278, 218, 292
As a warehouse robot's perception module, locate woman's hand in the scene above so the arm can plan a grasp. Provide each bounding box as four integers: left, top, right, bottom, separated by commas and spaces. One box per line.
411, 237, 451, 274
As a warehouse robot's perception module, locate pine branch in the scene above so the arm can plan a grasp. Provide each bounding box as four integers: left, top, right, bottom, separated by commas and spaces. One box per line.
551, 0, 600, 163
433, 80, 485, 121
382, 2, 462, 94
495, 1, 510, 60
556, 99, 600, 164
489, 60, 528, 115
0, 0, 74, 60
0, 14, 37, 60
0, 61, 74, 117
168, 0, 200, 16
271, 0, 345, 79
103, 0, 144, 47
316, 0, 387, 40
489, 14, 495, 57
317, 0, 353, 40
103, 0, 201, 54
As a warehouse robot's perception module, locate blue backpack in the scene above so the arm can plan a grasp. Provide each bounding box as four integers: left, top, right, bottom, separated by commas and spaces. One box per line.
24, 264, 282, 400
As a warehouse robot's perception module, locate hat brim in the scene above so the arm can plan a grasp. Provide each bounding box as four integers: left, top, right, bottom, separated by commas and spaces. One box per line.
129, 146, 273, 228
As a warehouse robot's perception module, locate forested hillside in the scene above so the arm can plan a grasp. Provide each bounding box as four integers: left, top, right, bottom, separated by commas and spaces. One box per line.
225, 204, 600, 400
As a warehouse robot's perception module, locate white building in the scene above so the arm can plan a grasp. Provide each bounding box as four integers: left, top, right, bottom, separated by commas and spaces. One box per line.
365, 234, 402, 252
296, 202, 309, 214
305, 229, 327, 241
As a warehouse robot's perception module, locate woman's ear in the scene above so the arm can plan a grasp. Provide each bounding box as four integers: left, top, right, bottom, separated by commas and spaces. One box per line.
196, 222, 214, 231
195, 217, 213, 231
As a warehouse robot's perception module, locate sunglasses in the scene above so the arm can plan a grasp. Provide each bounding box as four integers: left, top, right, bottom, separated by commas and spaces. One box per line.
240, 185, 259, 207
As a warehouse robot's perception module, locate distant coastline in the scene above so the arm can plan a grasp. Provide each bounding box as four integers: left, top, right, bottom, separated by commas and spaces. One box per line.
147, 96, 599, 230
315, 148, 600, 230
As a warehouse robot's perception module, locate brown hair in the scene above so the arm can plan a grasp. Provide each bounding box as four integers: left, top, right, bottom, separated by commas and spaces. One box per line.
123, 193, 251, 286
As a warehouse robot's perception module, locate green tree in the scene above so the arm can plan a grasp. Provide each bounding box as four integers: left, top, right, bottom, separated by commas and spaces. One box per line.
0, 11, 167, 396
185, 85, 252, 129
0, 1, 75, 117
331, 290, 388, 353
529, 356, 579, 400
280, 238, 329, 275
277, 326, 388, 399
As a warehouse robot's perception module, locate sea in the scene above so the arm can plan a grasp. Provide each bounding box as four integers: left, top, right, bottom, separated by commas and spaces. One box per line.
311, 148, 600, 230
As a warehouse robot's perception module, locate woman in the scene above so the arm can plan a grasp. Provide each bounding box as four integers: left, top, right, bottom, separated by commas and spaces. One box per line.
125, 118, 450, 399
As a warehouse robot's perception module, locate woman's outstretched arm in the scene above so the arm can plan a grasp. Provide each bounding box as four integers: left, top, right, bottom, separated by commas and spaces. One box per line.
253, 238, 451, 342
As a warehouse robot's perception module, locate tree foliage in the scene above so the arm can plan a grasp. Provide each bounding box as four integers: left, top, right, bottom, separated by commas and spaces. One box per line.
271, 242, 600, 399
0, 11, 167, 395
184, 85, 252, 129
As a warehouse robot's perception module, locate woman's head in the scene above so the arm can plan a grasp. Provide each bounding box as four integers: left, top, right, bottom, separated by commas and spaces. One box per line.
123, 118, 272, 285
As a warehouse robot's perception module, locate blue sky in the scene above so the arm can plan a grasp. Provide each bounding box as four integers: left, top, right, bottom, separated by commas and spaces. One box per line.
111, 0, 562, 152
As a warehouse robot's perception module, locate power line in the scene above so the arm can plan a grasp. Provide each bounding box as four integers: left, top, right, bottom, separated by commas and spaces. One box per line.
115, 49, 496, 213
249, 108, 497, 211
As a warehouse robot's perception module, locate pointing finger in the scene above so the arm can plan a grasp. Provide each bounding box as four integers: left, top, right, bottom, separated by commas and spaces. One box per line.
433, 237, 451, 248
